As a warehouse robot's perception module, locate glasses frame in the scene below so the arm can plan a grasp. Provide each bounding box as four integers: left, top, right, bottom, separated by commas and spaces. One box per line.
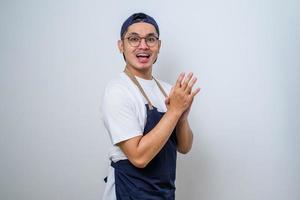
123, 35, 160, 47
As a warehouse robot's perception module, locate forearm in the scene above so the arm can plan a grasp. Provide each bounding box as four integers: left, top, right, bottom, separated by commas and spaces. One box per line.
176, 119, 193, 154
135, 109, 181, 166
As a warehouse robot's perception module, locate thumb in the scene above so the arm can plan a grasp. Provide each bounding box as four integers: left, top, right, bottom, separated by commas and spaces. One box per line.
169, 86, 175, 95
165, 97, 170, 105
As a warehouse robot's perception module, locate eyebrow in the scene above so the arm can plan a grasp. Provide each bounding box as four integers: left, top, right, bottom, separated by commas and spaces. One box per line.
126, 32, 158, 37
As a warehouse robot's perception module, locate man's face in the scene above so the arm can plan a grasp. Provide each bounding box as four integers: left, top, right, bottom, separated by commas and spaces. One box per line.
118, 22, 161, 72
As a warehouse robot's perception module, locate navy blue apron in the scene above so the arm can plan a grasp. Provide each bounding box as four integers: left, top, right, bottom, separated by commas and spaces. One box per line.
111, 69, 178, 199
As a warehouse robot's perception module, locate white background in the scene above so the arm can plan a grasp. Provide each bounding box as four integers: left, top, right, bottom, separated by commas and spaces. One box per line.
1, 0, 299, 199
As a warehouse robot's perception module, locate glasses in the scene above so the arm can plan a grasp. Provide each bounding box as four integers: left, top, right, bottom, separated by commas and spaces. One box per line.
124, 35, 159, 47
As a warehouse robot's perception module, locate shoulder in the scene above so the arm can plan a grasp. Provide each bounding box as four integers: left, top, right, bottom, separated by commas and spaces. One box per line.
103, 73, 134, 99
101, 73, 138, 113
101, 72, 148, 115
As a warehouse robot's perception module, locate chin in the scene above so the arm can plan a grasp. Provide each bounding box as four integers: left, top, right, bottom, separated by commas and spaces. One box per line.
139, 63, 154, 71
133, 61, 153, 69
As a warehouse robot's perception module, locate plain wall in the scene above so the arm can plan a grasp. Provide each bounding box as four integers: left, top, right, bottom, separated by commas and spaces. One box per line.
1, 0, 299, 199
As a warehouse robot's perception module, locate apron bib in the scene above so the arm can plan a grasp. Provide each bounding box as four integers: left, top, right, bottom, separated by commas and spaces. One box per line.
111, 68, 177, 200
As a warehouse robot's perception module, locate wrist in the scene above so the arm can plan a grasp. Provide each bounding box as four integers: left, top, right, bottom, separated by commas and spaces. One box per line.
178, 118, 188, 125
167, 108, 183, 119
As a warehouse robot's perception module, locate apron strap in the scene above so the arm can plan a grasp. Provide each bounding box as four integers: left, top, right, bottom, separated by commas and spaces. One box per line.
124, 68, 168, 110
124, 68, 154, 110
153, 77, 168, 98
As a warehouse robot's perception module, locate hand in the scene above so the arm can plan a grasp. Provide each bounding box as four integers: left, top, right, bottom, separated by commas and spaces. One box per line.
166, 72, 200, 117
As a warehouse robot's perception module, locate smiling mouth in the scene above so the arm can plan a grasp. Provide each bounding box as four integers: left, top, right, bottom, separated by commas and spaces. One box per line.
136, 53, 150, 58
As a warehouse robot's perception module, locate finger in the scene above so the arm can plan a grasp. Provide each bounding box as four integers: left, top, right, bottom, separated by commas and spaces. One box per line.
176, 73, 185, 88
190, 87, 201, 97
185, 77, 197, 94
182, 72, 193, 90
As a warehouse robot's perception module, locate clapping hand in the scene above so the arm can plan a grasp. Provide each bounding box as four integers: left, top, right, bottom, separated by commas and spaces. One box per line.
165, 72, 201, 121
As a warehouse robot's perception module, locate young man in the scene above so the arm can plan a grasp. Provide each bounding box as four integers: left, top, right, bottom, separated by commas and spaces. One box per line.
102, 13, 200, 200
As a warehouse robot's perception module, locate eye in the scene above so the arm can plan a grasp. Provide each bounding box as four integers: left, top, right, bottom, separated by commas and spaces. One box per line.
128, 36, 140, 42
147, 36, 157, 43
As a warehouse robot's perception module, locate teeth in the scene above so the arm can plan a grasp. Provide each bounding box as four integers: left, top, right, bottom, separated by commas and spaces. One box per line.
137, 53, 149, 57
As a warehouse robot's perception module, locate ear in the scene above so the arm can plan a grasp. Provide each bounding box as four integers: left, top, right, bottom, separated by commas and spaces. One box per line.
118, 40, 124, 53
158, 40, 161, 53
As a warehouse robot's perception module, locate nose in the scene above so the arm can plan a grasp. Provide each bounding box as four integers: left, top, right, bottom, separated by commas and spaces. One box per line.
138, 38, 149, 49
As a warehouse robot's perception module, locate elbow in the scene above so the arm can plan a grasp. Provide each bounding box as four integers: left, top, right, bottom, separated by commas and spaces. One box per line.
177, 146, 192, 154
177, 137, 193, 154
178, 149, 190, 154
129, 157, 149, 168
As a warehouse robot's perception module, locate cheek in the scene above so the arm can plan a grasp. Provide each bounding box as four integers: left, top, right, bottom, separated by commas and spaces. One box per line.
123, 49, 137, 61
152, 48, 160, 56
125, 51, 136, 59
123, 47, 135, 56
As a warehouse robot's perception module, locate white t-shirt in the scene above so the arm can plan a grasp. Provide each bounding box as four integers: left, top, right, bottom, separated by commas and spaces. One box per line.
101, 72, 172, 200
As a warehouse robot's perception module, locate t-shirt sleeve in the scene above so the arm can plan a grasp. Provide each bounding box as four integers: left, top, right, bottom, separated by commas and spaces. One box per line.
101, 83, 143, 145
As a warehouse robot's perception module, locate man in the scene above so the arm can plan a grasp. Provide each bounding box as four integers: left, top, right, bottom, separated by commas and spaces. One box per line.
102, 12, 200, 200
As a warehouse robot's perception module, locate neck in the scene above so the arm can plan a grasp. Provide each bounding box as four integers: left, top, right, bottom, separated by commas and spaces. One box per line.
125, 65, 152, 80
